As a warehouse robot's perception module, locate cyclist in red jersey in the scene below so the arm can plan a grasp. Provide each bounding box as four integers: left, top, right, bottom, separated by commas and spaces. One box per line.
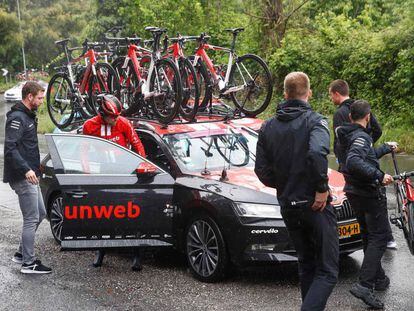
83, 95, 146, 157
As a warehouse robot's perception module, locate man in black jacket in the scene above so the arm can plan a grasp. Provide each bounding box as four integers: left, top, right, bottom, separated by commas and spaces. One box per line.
329, 79, 382, 170
329, 79, 397, 250
3, 81, 52, 274
337, 100, 395, 309
255, 72, 338, 311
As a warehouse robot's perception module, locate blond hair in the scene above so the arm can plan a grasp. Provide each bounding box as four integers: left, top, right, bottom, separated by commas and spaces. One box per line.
284, 72, 310, 99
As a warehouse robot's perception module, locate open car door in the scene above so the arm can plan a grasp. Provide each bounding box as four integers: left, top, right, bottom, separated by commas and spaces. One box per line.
45, 134, 175, 250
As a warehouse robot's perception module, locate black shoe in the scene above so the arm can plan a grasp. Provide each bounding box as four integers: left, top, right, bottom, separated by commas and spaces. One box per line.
375, 276, 390, 291
21, 260, 52, 274
11, 252, 23, 264
350, 283, 384, 309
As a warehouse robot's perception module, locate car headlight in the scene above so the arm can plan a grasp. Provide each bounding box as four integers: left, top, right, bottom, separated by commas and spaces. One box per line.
234, 202, 282, 219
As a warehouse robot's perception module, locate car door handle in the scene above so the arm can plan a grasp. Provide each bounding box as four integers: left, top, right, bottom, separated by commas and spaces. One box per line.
65, 191, 88, 199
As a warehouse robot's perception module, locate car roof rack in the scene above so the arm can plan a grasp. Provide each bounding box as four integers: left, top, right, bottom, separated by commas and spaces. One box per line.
125, 100, 248, 130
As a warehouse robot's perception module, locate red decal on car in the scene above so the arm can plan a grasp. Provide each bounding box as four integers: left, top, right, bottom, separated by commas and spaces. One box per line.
64, 201, 141, 219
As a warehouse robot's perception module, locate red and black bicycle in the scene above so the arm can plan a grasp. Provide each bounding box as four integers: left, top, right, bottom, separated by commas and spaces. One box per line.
47, 38, 120, 129
390, 150, 414, 254
109, 27, 182, 124
188, 28, 273, 116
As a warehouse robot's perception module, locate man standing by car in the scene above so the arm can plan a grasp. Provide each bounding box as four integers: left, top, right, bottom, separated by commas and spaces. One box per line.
255, 72, 338, 311
329, 79, 397, 249
83, 95, 146, 157
3, 81, 52, 274
337, 100, 395, 309
329, 79, 382, 171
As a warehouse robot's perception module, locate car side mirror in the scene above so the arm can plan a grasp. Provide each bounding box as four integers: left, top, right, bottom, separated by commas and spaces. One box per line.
135, 162, 160, 178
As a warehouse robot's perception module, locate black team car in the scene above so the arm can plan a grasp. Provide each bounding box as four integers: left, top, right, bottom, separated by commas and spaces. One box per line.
40, 115, 362, 282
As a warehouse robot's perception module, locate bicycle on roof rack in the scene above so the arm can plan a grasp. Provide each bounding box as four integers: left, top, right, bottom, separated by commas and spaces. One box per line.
187, 28, 273, 117
389, 150, 414, 255
47, 38, 120, 129
108, 27, 182, 124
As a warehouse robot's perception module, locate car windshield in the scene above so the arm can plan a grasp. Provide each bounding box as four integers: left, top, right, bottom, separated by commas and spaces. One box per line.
162, 127, 257, 172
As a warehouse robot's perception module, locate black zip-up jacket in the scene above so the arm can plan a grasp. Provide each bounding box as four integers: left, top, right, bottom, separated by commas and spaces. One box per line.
3, 102, 40, 183
333, 98, 382, 165
336, 123, 392, 197
255, 99, 330, 207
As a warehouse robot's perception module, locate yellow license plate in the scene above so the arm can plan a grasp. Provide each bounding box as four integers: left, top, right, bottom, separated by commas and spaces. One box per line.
338, 222, 360, 239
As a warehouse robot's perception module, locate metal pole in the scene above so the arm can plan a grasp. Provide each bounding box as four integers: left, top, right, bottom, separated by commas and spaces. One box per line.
16, 0, 27, 80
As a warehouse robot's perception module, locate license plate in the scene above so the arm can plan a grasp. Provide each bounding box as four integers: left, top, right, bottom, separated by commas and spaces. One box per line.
338, 222, 360, 239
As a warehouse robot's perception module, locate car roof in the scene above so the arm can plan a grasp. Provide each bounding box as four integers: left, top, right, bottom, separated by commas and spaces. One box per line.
130, 115, 264, 137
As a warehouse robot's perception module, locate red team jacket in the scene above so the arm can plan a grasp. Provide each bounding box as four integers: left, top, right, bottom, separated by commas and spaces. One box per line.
83, 115, 146, 157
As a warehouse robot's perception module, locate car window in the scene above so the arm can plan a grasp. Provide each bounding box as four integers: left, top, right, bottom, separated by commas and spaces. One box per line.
51, 135, 145, 174
162, 128, 257, 172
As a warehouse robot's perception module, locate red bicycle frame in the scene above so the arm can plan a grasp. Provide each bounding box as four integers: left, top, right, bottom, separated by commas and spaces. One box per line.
69, 48, 109, 94
193, 41, 231, 83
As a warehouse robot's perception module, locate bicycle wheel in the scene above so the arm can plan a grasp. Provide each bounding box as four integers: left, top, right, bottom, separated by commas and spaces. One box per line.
179, 57, 200, 121
229, 54, 273, 116
149, 58, 182, 124
214, 135, 249, 167
188, 56, 212, 111
46, 73, 75, 129
112, 57, 143, 116
87, 62, 120, 115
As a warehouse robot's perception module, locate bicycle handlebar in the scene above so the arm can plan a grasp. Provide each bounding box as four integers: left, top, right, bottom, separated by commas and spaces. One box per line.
393, 171, 414, 180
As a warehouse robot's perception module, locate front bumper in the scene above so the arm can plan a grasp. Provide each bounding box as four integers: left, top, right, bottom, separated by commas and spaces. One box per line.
223, 216, 362, 266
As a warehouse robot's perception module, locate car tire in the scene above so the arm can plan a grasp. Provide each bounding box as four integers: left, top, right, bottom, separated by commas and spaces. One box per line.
185, 213, 228, 282
49, 193, 64, 244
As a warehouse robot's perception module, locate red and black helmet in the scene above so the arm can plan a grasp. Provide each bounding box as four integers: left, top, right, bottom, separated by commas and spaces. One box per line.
99, 95, 122, 118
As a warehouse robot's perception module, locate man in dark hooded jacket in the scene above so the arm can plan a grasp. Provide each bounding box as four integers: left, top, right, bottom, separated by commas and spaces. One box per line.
255, 72, 338, 311
329, 79, 397, 250
329, 79, 382, 170
337, 100, 395, 309
3, 81, 52, 274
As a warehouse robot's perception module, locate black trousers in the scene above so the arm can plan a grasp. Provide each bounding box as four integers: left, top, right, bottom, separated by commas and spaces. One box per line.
281, 204, 339, 311
346, 190, 391, 289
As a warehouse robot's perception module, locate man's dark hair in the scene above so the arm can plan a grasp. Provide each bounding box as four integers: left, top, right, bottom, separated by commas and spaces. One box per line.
329, 79, 349, 96
22, 81, 44, 100
350, 100, 371, 121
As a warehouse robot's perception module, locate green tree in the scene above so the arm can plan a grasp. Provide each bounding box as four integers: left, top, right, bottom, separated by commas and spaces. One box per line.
0, 9, 22, 71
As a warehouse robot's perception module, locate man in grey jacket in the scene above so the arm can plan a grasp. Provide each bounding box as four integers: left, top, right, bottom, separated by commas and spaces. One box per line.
3, 81, 52, 274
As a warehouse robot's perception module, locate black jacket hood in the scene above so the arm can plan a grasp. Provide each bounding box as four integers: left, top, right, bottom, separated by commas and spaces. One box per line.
336, 123, 364, 148
335, 123, 367, 146
339, 98, 354, 109
276, 99, 311, 122
9, 102, 37, 119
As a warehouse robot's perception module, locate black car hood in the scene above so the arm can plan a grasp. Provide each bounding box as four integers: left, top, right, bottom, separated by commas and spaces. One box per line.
175, 168, 279, 205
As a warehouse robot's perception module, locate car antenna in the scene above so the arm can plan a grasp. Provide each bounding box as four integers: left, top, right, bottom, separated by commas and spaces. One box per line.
220, 129, 231, 182
201, 136, 212, 176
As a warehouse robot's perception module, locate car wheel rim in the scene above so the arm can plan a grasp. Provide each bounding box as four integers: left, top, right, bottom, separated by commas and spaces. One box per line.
50, 196, 63, 241
187, 220, 219, 277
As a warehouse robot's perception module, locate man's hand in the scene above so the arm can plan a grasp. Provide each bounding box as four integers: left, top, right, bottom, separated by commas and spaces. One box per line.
312, 191, 329, 211
25, 170, 39, 185
385, 141, 399, 152
382, 173, 394, 186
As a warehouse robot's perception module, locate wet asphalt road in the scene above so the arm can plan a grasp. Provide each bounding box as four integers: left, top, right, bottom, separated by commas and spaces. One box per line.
0, 95, 414, 311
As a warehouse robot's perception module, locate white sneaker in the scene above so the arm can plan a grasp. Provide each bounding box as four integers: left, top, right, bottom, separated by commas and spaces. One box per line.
387, 240, 398, 249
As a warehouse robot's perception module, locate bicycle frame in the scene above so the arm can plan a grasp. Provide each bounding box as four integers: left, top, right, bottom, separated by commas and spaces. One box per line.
121, 43, 172, 100
193, 42, 233, 90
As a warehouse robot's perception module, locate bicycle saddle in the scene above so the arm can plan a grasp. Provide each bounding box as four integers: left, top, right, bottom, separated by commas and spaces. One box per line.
224, 28, 245, 34
55, 38, 70, 46
145, 26, 167, 34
